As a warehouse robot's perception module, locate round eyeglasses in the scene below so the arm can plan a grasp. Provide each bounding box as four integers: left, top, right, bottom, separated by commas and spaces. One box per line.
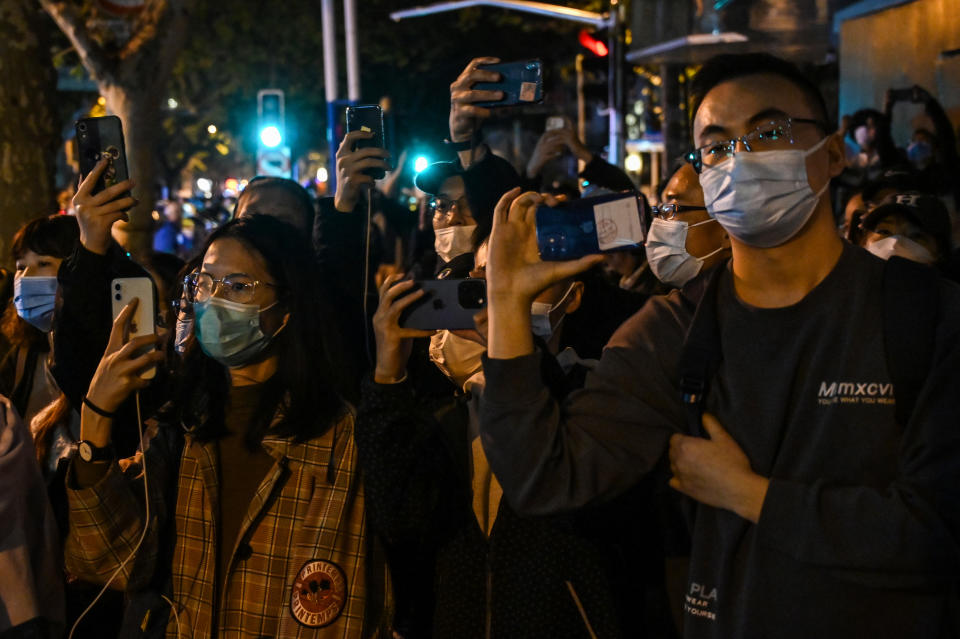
184, 272, 279, 305
685, 117, 827, 173
651, 203, 709, 220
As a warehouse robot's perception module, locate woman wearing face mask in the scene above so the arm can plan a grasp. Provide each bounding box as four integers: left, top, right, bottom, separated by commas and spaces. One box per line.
644, 163, 732, 289
0, 215, 80, 475
64, 214, 390, 638
356, 232, 657, 637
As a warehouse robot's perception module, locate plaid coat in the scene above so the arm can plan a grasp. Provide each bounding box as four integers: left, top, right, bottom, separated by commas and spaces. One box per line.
65, 407, 390, 638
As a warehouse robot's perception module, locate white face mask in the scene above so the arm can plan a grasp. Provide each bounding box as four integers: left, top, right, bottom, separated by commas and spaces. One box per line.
530, 282, 576, 340
429, 330, 485, 390
434, 225, 476, 264
699, 136, 830, 248
866, 235, 936, 265
644, 217, 724, 288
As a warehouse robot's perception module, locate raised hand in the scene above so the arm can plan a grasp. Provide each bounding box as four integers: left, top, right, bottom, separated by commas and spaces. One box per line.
485, 188, 603, 359
72, 157, 137, 255
81, 299, 164, 447
372, 274, 435, 384
334, 131, 392, 213
449, 56, 502, 143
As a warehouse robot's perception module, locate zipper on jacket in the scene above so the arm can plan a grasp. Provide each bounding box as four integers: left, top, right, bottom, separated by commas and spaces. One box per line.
565, 580, 599, 639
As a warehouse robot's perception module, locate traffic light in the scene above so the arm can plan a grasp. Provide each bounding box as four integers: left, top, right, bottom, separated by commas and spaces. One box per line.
258, 89, 285, 148
257, 89, 291, 178
579, 29, 609, 57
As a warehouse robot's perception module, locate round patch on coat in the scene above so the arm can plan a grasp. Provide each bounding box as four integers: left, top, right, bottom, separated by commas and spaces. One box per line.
290, 559, 347, 628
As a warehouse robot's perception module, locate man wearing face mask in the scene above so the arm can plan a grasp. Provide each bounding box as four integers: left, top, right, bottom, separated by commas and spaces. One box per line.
479, 52, 960, 639
645, 163, 731, 289
859, 192, 953, 268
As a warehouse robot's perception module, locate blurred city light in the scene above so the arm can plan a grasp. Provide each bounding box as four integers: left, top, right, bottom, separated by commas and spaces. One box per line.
625, 153, 642, 173
414, 155, 430, 173
316, 167, 329, 183
207, 124, 217, 134
260, 125, 282, 148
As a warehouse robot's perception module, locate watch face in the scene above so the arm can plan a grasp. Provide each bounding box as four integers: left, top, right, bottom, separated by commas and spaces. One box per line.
78, 441, 93, 462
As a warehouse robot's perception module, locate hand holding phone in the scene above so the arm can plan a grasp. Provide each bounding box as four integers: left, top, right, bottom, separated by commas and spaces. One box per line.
76, 116, 130, 196
345, 105, 388, 179
372, 275, 437, 384
110, 278, 157, 380
474, 59, 543, 108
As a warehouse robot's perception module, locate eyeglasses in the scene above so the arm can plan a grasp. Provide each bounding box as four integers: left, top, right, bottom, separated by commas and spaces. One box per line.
185, 271, 279, 304
651, 203, 708, 221
685, 117, 827, 173
430, 195, 470, 217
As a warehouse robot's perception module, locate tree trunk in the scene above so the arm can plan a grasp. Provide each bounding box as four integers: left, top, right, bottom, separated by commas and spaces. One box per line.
101, 83, 163, 263
0, 0, 58, 265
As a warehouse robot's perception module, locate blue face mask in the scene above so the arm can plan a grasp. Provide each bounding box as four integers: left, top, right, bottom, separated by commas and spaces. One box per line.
14, 275, 58, 332
194, 296, 281, 367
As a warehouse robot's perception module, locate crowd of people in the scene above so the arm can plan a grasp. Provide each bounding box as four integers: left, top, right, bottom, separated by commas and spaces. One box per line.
1, 51, 958, 639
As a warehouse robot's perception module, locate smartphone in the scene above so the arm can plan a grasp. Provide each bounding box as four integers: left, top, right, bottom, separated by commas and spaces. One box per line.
76, 115, 130, 195
345, 105, 387, 179
111, 277, 157, 380
546, 116, 569, 131
536, 193, 647, 261
398, 278, 486, 330
474, 60, 543, 108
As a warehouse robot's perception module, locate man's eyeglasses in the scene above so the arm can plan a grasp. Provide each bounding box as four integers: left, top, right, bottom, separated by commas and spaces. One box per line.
430, 195, 470, 217
651, 203, 708, 221
184, 272, 279, 305
685, 117, 827, 173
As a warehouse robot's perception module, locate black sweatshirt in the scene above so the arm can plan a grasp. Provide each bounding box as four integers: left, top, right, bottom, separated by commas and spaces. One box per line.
480, 244, 960, 638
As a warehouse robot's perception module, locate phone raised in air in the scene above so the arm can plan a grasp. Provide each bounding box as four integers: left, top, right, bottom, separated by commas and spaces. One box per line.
76, 115, 130, 195
345, 105, 387, 179
474, 59, 543, 108
110, 277, 157, 380
536, 193, 647, 261
398, 278, 486, 331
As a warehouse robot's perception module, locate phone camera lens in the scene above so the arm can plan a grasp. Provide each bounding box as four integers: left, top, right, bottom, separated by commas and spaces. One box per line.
78, 123, 87, 132
115, 293, 122, 301
114, 283, 121, 290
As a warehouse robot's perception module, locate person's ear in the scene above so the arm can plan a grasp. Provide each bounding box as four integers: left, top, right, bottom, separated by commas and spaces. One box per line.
826, 131, 846, 179
563, 281, 585, 315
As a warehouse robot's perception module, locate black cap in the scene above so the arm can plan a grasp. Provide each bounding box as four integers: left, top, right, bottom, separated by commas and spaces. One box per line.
862, 192, 952, 258
414, 161, 462, 195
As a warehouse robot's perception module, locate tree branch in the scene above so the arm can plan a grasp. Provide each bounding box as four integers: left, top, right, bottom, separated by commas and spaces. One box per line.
37, 0, 113, 85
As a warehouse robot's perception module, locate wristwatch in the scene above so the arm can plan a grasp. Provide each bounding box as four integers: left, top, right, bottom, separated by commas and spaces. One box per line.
77, 440, 114, 463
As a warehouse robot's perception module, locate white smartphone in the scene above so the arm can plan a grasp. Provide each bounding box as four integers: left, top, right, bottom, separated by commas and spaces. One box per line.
110, 277, 157, 380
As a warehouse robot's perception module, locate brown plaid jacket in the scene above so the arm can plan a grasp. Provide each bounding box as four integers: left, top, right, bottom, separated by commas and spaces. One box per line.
65, 408, 390, 638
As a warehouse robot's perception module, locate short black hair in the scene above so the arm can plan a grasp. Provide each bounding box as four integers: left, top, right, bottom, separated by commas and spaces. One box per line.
235, 176, 315, 231
691, 53, 831, 130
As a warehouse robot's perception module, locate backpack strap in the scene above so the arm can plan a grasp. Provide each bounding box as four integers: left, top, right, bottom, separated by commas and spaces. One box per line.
882, 256, 939, 428
678, 265, 727, 437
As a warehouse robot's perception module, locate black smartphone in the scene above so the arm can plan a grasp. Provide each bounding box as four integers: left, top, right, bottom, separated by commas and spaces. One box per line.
398, 278, 486, 330
76, 115, 130, 195
536, 193, 647, 261
345, 105, 387, 179
474, 59, 543, 108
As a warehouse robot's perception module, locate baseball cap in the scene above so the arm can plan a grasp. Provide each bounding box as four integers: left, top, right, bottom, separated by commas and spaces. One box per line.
862, 192, 952, 258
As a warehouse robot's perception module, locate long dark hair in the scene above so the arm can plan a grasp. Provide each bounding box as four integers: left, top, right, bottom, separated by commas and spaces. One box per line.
170, 214, 343, 446
0, 214, 79, 467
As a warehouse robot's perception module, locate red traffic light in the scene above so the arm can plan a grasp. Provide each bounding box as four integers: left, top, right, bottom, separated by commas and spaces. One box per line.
579, 29, 609, 57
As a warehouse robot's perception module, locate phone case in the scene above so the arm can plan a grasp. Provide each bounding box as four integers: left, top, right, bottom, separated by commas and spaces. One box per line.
399, 278, 487, 331
345, 105, 387, 179
536, 193, 647, 261
76, 116, 130, 195
111, 277, 157, 380
474, 60, 544, 107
